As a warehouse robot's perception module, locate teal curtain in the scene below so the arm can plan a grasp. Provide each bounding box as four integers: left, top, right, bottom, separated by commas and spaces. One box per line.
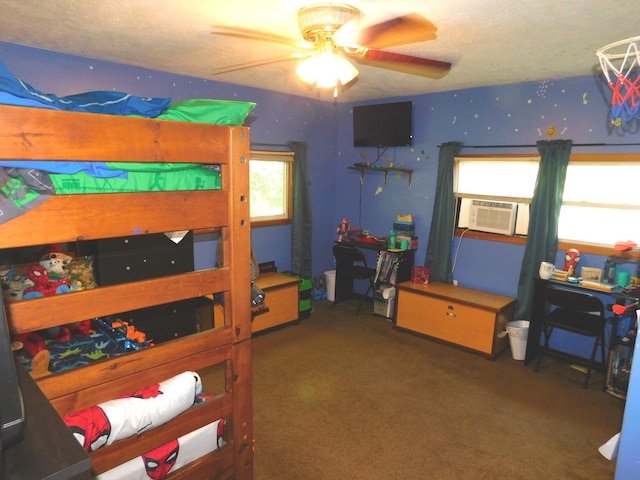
514, 139, 572, 321
424, 142, 463, 283
288, 141, 312, 278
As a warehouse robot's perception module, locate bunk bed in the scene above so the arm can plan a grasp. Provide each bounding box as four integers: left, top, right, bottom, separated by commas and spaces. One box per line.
0, 104, 253, 479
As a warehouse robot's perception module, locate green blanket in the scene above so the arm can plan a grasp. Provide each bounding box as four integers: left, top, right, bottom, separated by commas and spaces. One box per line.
50, 165, 220, 193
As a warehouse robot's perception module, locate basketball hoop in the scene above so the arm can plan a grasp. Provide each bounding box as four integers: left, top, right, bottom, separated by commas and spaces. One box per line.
596, 36, 640, 123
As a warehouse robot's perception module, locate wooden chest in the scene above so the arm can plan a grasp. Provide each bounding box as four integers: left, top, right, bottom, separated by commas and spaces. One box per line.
251, 273, 300, 333
214, 273, 300, 334
395, 281, 515, 359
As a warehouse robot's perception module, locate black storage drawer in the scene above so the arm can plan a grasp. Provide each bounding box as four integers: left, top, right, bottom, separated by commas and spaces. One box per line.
95, 231, 194, 286
106, 298, 211, 344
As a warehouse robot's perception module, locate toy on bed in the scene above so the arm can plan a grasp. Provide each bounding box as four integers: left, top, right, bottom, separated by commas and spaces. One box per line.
21, 245, 73, 298
0, 264, 28, 302
3, 244, 98, 302
22, 264, 71, 298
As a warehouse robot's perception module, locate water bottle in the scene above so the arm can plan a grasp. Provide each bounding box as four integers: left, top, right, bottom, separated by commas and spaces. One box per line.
604, 258, 617, 285
388, 230, 396, 249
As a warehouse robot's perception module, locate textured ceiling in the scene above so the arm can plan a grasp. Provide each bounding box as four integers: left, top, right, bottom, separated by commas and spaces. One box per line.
0, 0, 636, 103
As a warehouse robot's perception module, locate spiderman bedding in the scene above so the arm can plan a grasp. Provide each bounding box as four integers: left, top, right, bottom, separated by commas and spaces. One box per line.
63, 371, 223, 480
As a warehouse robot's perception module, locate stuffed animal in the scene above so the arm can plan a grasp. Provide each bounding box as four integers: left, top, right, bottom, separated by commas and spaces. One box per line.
61, 256, 98, 290
0, 265, 28, 302
22, 264, 71, 299
39, 244, 73, 278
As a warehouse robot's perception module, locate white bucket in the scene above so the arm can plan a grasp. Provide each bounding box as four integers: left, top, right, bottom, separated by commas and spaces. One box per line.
324, 270, 336, 302
505, 320, 530, 361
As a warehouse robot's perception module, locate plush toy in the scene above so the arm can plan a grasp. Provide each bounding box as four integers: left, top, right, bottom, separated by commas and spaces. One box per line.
61, 256, 98, 290
39, 244, 73, 278
13, 331, 46, 356
22, 264, 71, 299
0, 265, 28, 302
48, 320, 93, 343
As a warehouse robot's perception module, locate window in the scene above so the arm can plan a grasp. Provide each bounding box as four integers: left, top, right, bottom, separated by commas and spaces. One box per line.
250, 150, 294, 227
559, 160, 640, 246
454, 156, 538, 236
454, 154, 640, 248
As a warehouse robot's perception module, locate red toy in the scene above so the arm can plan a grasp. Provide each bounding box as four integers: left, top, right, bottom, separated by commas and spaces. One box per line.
22, 264, 71, 298
336, 217, 350, 242
564, 248, 580, 276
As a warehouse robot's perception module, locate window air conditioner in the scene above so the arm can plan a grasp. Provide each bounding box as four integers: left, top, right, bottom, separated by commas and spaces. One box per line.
468, 199, 517, 235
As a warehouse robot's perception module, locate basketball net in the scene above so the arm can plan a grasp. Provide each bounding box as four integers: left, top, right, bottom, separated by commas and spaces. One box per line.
596, 36, 640, 123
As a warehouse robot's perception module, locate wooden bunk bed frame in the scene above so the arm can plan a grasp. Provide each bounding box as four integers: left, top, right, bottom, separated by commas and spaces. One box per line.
0, 104, 253, 479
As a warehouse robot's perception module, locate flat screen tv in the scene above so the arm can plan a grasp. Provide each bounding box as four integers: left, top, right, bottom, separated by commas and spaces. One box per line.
353, 101, 413, 147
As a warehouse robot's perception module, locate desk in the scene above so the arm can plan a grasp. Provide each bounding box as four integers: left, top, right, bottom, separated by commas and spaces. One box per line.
3, 364, 91, 479
526, 279, 639, 366
334, 241, 414, 311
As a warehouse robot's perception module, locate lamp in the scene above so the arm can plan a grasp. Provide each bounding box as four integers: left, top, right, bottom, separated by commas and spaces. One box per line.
296, 39, 359, 95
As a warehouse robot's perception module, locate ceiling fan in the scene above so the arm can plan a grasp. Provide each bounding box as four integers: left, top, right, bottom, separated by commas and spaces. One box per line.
211, 3, 452, 97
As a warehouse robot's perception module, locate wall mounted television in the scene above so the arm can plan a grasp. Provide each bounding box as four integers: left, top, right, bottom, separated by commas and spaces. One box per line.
353, 101, 413, 147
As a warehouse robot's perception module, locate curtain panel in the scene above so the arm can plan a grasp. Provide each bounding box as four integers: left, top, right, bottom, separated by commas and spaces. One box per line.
424, 141, 463, 283
514, 139, 572, 321
288, 141, 312, 279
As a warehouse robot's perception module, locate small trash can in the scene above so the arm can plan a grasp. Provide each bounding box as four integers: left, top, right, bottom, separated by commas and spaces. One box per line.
324, 270, 336, 302
506, 320, 530, 360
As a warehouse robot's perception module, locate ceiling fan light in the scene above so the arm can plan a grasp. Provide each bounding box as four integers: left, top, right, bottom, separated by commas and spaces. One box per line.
296, 51, 359, 89
334, 55, 359, 85
298, 3, 360, 41
296, 56, 321, 85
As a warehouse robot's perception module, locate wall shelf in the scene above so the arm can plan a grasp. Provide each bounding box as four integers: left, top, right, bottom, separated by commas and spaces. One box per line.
347, 165, 414, 188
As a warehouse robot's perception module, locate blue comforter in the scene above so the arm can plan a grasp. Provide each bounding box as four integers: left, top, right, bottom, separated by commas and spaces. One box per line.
0, 60, 171, 117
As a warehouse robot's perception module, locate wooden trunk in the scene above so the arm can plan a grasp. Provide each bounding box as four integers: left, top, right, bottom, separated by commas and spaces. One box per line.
395, 281, 515, 359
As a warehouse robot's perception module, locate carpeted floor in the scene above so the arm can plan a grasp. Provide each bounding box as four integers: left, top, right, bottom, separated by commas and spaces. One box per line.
251, 299, 624, 480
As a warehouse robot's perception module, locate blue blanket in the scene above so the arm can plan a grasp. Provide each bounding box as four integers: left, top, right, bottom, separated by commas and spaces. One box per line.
0, 60, 171, 117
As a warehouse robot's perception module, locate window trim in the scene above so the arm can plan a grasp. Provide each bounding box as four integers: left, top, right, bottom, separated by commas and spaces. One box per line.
250, 149, 294, 228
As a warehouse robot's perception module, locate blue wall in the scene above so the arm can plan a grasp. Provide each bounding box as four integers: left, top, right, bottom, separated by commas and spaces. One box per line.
334, 78, 637, 295
2, 42, 639, 476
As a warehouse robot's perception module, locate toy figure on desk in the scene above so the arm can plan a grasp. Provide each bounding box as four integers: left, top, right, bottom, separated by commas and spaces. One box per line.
564, 248, 580, 276
336, 217, 350, 242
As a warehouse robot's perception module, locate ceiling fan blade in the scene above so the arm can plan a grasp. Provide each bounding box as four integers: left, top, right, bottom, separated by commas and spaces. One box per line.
347, 48, 451, 79
211, 26, 303, 48
211, 55, 302, 75
355, 13, 438, 49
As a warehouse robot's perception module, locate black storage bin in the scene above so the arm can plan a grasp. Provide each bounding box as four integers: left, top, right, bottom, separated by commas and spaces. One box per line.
282, 271, 313, 319
94, 231, 194, 286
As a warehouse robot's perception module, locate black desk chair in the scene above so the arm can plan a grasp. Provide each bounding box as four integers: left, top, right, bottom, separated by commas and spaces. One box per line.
534, 287, 608, 388
332, 244, 377, 315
